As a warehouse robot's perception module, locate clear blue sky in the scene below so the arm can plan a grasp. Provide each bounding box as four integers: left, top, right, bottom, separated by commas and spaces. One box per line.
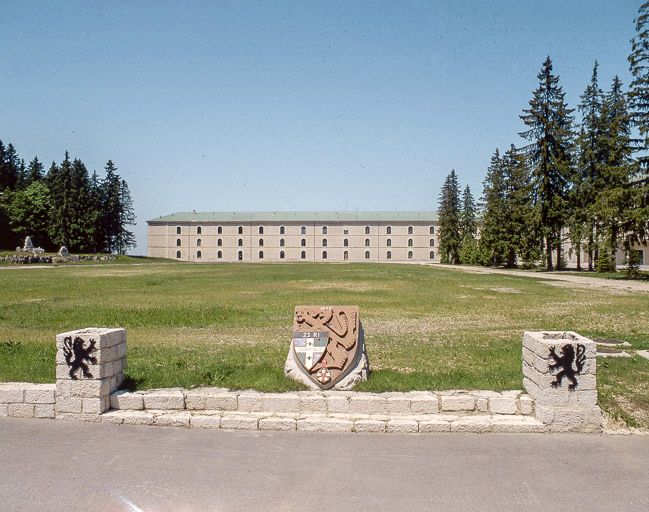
1, 1, 641, 254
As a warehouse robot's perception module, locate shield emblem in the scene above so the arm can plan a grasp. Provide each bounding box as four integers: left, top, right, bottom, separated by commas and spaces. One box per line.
293, 331, 328, 370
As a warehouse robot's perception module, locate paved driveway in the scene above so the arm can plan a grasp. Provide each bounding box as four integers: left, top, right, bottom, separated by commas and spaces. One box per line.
1, 418, 648, 511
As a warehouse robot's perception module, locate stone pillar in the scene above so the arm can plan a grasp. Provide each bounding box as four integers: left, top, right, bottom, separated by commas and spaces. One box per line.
523, 331, 601, 432
55, 328, 126, 418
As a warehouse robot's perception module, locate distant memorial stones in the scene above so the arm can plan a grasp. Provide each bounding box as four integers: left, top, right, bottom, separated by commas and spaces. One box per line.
285, 305, 369, 390
58, 246, 69, 257
22, 236, 34, 251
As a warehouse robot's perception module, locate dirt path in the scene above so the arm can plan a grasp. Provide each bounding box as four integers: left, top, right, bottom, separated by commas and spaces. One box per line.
433, 264, 649, 294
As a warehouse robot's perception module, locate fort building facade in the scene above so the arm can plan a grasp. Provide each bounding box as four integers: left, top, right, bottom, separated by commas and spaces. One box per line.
147, 211, 440, 263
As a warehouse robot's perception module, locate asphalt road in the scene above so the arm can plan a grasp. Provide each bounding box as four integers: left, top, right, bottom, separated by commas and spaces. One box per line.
1, 418, 648, 512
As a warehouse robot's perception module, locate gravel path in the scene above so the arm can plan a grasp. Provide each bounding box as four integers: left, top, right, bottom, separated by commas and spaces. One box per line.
433, 264, 649, 293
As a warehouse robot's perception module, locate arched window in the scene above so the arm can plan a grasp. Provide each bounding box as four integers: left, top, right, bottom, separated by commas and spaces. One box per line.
176, 239, 181, 247
176, 226, 181, 235
197, 250, 202, 259
365, 251, 370, 259
408, 251, 413, 259
196, 239, 202, 247
301, 226, 306, 235
238, 226, 243, 235
280, 238, 285, 247
430, 251, 435, 259
217, 239, 222, 247
176, 250, 181, 259
258, 226, 264, 235
280, 251, 285, 259
301, 239, 306, 247
197, 226, 202, 235
344, 251, 349, 261
217, 226, 222, 235
386, 226, 392, 235
344, 239, 349, 247
322, 226, 328, 235
430, 239, 435, 247
259, 250, 264, 259
280, 226, 285, 235
408, 239, 413, 247
365, 226, 370, 235
408, 226, 413, 235
259, 239, 264, 247
429, 226, 435, 235
238, 239, 243, 247
238, 251, 243, 261
322, 251, 327, 259
386, 251, 392, 260
301, 250, 306, 259
217, 250, 222, 259
322, 239, 327, 247
365, 238, 370, 247
387, 239, 392, 247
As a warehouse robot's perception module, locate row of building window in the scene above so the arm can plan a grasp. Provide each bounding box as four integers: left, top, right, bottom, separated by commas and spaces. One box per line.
177, 250, 435, 260
176, 238, 436, 248
176, 225, 435, 236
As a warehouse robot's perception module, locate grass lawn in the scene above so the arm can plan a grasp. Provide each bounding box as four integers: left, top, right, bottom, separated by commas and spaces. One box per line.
1, 259, 648, 428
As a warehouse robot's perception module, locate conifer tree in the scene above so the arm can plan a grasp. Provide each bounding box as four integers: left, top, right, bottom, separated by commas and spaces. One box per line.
628, 1, 649, 155
503, 145, 535, 266
116, 178, 136, 254
437, 170, 462, 264
26, 157, 44, 184
520, 56, 575, 270
480, 150, 508, 266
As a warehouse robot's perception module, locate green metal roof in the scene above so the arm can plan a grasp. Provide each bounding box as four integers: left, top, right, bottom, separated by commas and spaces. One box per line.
148, 211, 439, 223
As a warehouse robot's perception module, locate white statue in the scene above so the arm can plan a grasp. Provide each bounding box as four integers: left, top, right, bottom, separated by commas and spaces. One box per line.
23, 236, 34, 251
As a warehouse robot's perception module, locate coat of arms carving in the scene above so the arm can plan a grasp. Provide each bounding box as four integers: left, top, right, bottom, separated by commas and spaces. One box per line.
285, 306, 369, 390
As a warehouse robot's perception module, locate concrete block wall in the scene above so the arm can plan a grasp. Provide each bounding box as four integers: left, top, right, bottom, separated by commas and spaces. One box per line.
523, 331, 602, 432
55, 327, 126, 420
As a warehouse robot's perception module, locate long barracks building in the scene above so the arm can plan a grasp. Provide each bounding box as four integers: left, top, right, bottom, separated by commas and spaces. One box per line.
147, 211, 440, 263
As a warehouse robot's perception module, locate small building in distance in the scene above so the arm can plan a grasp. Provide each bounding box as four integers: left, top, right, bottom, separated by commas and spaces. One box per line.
147, 211, 440, 263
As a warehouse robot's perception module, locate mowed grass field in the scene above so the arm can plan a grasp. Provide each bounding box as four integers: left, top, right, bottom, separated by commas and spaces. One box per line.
1, 260, 648, 428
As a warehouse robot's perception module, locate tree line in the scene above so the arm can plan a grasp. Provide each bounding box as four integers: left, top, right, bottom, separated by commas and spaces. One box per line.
0, 140, 135, 254
438, 3, 649, 272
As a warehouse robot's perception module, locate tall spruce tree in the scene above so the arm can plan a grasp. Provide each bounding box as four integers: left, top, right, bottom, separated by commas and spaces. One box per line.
458, 185, 479, 264
100, 160, 124, 253
437, 169, 462, 264
26, 157, 44, 184
480, 149, 508, 266
628, 1, 649, 156
503, 145, 534, 266
520, 56, 575, 270
116, 178, 136, 254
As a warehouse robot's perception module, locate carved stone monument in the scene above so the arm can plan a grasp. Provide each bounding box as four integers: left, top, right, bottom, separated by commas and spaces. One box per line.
285, 306, 369, 390
58, 246, 69, 257
523, 331, 601, 432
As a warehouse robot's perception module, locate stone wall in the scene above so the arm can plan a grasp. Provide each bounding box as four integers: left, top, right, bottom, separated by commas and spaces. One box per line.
0, 383, 56, 419
523, 331, 602, 432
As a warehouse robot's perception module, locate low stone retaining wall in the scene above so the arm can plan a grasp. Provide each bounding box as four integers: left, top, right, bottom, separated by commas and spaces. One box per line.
0, 328, 604, 433
0, 383, 56, 419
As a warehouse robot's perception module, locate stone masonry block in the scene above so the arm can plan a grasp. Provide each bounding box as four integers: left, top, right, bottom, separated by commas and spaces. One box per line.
326, 395, 351, 414
409, 394, 439, 414
142, 389, 185, 410
476, 398, 489, 412
237, 392, 264, 412
154, 412, 191, 427
24, 385, 56, 404
0, 404, 7, 416
353, 419, 386, 433
418, 418, 452, 433
520, 395, 534, 416
0, 385, 24, 403
69, 380, 111, 399
183, 388, 229, 410
205, 393, 238, 411
259, 417, 297, 431
56, 397, 83, 414
297, 417, 353, 432
262, 393, 299, 413
81, 397, 109, 415
348, 395, 387, 415
386, 419, 418, 433
8, 403, 35, 418
34, 404, 55, 419
450, 418, 491, 433
119, 411, 155, 425
385, 396, 411, 414
110, 391, 144, 410
440, 395, 475, 412
299, 394, 327, 414
220, 414, 259, 430
190, 415, 221, 429
489, 397, 518, 415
